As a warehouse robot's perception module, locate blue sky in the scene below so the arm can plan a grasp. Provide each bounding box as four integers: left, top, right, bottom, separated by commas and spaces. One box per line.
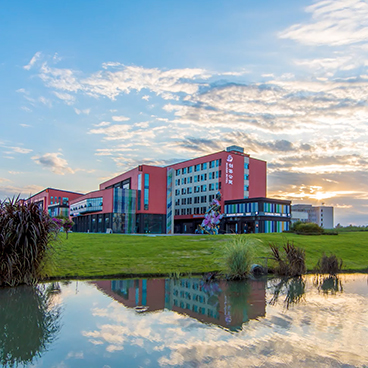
1, 0, 368, 225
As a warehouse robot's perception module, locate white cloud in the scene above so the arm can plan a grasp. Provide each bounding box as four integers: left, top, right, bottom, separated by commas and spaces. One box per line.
94, 121, 111, 127
74, 108, 91, 115
279, 0, 368, 46
9, 147, 33, 154
53, 91, 76, 105
31, 152, 75, 175
23, 51, 42, 70
39, 62, 210, 100
39, 96, 52, 107
112, 115, 130, 122
142, 95, 150, 101
40, 63, 82, 92
20, 124, 32, 128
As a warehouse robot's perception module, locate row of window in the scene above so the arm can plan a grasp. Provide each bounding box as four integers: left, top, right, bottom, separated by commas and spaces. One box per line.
173, 299, 218, 318
174, 290, 208, 303
70, 197, 103, 212
50, 196, 69, 205
175, 159, 222, 176
175, 207, 208, 215
175, 171, 222, 186
174, 182, 221, 196
175, 194, 217, 207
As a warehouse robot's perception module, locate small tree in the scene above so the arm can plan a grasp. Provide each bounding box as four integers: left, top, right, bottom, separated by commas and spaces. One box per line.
52, 217, 74, 239
62, 218, 74, 239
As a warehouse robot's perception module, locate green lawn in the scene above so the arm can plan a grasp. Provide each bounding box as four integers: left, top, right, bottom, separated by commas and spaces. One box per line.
49, 232, 368, 279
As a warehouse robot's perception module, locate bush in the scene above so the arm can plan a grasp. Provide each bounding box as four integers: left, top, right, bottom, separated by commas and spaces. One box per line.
316, 253, 343, 275
221, 236, 255, 280
0, 198, 59, 287
269, 241, 306, 277
294, 222, 324, 235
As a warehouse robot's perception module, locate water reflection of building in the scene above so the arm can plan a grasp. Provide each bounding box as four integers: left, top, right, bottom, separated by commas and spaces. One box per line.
94, 279, 165, 312
94, 278, 266, 330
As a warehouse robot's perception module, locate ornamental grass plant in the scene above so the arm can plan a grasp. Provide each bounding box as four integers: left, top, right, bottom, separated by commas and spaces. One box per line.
0, 198, 59, 287
315, 253, 343, 275
269, 241, 306, 277
221, 235, 255, 280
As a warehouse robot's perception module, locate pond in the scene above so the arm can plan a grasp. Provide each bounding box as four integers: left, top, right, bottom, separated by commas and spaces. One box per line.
0, 274, 367, 367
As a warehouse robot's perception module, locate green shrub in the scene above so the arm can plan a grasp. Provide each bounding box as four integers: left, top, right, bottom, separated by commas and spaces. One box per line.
316, 253, 343, 275
0, 197, 59, 287
269, 241, 306, 276
221, 236, 255, 279
294, 222, 324, 235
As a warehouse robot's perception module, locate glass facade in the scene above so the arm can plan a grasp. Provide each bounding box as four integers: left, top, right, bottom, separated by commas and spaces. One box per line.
113, 188, 136, 233
144, 173, 149, 210
137, 173, 142, 210
70, 197, 103, 216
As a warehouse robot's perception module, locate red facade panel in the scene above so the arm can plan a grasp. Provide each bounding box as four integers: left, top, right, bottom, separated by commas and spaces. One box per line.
249, 158, 267, 198
27, 188, 83, 211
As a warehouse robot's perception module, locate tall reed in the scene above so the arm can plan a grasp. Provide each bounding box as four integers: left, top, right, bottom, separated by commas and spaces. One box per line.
0, 197, 59, 287
221, 236, 255, 280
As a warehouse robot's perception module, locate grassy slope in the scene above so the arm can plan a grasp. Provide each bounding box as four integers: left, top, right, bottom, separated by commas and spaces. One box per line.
50, 232, 368, 279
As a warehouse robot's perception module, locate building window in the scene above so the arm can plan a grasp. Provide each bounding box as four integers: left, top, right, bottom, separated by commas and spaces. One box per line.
200, 173, 207, 181
194, 196, 200, 204
187, 187, 192, 194
175, 189, 180, 196
50, 196, 53, 205
182, 188, 186, 195
187, 208, 192, 215
175, 209, 180, 216
181, 198, 186, 205
194, 186, 200, 193
209, 183, 214, 191
182, 167, 187, 175
219, 182, 222, 189
201, 185, 207, 192
194, 207, 199, 214
187, 197, 192, 204
195, 164, 200, 172
201, 196, 207, 203
201, 207, 207, 213
181, 209, 185, 215
209, 160, 215, 168
182, 178, 186, 185
144, 173, 149, 210
244, 174, 249, 180
244, 185, 249, 191
176, 169, 180, 176
188, 176, 193, 183
188, 166, 193, 173
138, 174, 142, 210
175, 199, 180, 206
244, 163, 249, 169
209, 194, 214, 202
201, 162, 207, 170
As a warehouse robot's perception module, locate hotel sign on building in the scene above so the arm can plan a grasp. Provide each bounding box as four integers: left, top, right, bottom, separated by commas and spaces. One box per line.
226, 155, 234, 185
